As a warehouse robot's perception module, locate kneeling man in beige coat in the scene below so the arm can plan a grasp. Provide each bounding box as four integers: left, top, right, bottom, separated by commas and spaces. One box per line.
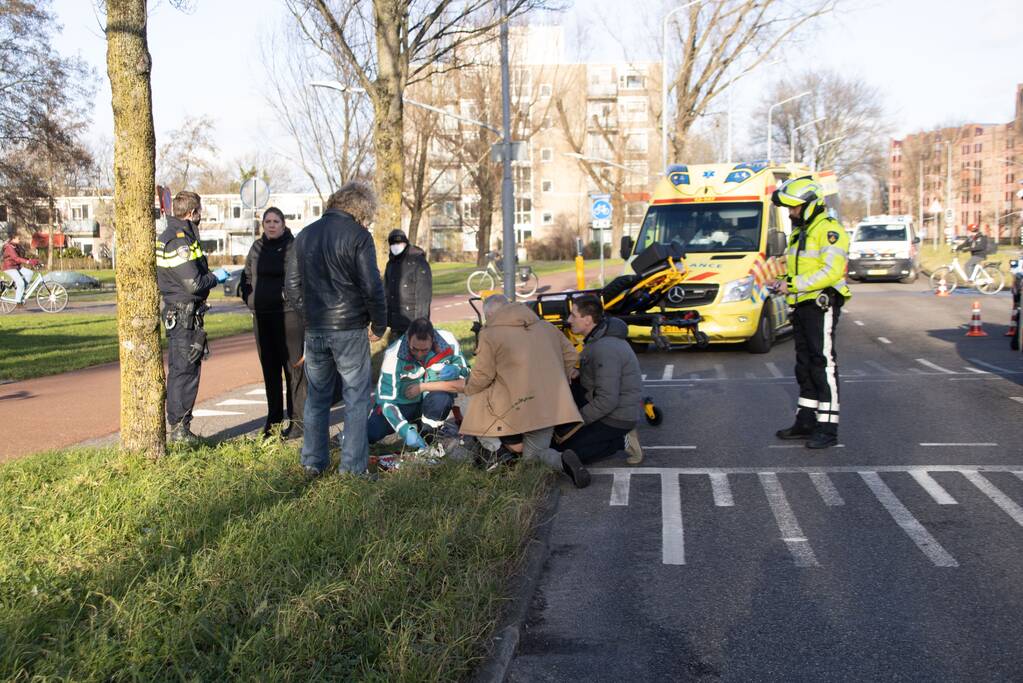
460, 295, 591, 487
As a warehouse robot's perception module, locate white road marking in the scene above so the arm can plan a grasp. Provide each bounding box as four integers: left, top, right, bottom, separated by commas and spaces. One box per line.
708, 473, 734, 507
808, 472, 845, 506
759, 472, 819, 567
859, 471, 958, 567
641, 374, 647, 381
865, 360, 896, 375
915, 358, 957, 374
662, 364, 674, 381
714, 363, 727, 380
962, 471, 1023, 528
854, 320, 865, 326
610, 472, 631, 506
765, 362, 785, 378
949, 377, 998, 382
846, 379, 897, 383
910, 471, 958, 505
920, 443, 997, 447
968, 358, 1015, 374
589, 465, 1023, 476
769, 444, 844, 449
661, 472, 685, 565
192, 409, 244, 417
877, 337, 892, 344
245, 389, 266, 396
1011, 397, 1023, 405
644, 445, 697, 450
217, 398, 265, 406
964, 366, 991, 374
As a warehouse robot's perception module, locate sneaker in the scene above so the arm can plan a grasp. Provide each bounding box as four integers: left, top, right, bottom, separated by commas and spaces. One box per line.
302, 465, 323, 479
806, 430, 838, 450
561, 449, 591, 489
169, 421, 200, 446
775, 423, 815, 440
624, 429, 644, 465
485, 447, 518, 472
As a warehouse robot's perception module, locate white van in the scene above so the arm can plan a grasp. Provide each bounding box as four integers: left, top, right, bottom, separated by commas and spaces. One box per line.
847, 215, 920, 283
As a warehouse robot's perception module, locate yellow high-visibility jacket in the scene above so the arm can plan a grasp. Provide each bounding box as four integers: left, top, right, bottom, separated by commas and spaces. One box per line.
785, 212, 852, 306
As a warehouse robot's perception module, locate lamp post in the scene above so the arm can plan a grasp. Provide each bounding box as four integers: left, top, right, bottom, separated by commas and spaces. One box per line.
722, 57, 782, 163
766, 90, 811, 163
812, 134, 846, 171
661, 1, 704, 171
790, 116, 825, 164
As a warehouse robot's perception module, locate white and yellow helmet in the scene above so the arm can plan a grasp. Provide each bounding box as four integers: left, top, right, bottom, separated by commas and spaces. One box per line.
771, 176, 824, 224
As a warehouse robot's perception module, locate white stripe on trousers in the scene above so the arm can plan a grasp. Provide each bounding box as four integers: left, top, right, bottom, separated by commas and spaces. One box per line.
819, 305, 839, 423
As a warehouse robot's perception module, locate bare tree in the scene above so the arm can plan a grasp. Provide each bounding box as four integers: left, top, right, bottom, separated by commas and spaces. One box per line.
660, 0, 836, 160
104, 0, 165, 457
284, 0, 552, 263
157, 115, 219, 190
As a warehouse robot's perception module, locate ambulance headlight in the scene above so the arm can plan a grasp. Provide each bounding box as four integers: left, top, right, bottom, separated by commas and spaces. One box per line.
720, 275, 754, 303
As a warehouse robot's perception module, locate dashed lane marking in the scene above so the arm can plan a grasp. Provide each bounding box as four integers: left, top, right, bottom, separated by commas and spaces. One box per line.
969, 358, 1019, 374
920, 443, 997, 447
662, 364, 674, 381
765, 362, 785, 378
809, 472, 845, 506
217, 399, 265, 406
645, 445, 697, 450
964, 366, 991, 374
760, 472, 819, 567
193, 409, 244, 417
877, 337, 892, 344
859, 471, 958, 568
854, 320, 865, 326
865, 360, 897, 375
916, 358, 957, 374
909, 471, 958, 505
245, 389, 265, 396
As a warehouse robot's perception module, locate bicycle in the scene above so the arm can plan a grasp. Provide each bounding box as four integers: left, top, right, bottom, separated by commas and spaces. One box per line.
928, 249, 1004, 295
466, 251, 539, 298
0, 267, 69, 313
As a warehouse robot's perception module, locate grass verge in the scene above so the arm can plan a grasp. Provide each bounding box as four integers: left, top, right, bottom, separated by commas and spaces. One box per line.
0, 441, 550, 680
918, 244, 1019, 276
0, 313, 254, 383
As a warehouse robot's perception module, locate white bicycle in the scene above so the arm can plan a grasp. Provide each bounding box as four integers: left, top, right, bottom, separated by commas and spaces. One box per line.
0, 267, 69, 313
466, 251, 539, 298
928, 251, 1004, 295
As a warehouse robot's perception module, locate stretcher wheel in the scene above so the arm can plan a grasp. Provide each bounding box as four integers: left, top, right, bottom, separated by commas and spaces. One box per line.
694, 331, 710, 349
643, 397, 663, 426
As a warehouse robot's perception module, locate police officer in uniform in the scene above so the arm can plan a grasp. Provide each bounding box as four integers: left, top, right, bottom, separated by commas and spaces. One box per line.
770, 177, 852, 449
156, 191, 228, 444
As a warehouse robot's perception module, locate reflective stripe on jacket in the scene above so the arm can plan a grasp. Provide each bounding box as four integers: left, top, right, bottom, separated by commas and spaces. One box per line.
786, 212, 852, 305
155, 216, 218, 305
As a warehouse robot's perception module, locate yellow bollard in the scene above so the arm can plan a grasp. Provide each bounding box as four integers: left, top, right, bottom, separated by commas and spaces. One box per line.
575, 254, 585, 291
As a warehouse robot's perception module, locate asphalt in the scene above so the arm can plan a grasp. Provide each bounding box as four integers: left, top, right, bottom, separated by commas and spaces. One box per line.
508, 280, 1023, 682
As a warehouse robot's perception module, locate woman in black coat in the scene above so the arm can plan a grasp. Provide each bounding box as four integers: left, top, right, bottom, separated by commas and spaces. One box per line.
239, 207, 306, 437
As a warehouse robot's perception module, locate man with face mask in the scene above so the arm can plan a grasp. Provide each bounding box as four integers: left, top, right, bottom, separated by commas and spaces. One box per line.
384, 229, 432, 339
769, 177, 851, 450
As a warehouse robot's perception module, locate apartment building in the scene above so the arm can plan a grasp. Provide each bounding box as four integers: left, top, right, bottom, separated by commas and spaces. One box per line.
888, 83, 1022, 242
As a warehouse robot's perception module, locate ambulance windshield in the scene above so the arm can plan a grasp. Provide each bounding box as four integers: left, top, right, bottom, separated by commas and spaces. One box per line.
635, 202, 763, 254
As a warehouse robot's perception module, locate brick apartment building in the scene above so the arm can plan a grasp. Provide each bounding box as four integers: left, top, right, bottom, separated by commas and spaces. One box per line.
888, 83, 1023, 243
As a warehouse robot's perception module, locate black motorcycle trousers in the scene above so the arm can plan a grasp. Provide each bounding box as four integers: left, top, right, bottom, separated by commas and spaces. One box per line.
790, 297, 842, 433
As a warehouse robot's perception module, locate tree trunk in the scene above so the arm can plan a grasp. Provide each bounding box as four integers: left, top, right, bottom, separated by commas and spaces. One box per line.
610, 189, 625, 254
476, 192, 495, 266
371, 1, 406, 269
106, 0, 166, 458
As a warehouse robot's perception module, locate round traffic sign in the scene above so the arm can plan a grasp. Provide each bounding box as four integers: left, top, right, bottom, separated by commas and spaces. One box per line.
592, 199, 612, 221
240, 177, 270, 210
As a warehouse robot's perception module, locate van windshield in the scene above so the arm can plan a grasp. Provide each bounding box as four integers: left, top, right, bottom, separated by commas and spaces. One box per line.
635, 202, 763, 254
854, 224, 907, 241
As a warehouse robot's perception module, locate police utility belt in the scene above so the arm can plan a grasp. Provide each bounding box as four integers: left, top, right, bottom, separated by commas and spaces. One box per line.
163, 301, 210, 331
790, 287, 841, 312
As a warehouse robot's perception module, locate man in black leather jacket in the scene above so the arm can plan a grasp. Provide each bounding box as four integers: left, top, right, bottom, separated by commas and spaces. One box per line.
285, 180, 387, 476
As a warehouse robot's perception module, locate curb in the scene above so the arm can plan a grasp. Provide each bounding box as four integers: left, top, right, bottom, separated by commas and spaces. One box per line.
471, 483, 561, 683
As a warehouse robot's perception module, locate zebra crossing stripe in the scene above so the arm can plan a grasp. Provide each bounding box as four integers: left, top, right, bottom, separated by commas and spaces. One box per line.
661, 472, 685, 565
709, 473, 734, 507
910, 471, 958, 505
661, 364, 674, 380
759, 472, 819, 567
808, 472, 845, 506
859, 471, 958, 567
610, 472, 631, 506
962, 471, 1023, 528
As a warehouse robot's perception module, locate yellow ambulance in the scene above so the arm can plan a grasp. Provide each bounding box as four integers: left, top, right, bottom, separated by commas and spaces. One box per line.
618, 161, 839, 353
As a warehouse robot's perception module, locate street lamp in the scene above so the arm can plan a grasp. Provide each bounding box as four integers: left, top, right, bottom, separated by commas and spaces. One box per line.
766, 90, 811, 163
790, 116, 824, 164
720, 57, 782, 163
812, 135, 846, 171
661, 1, 704, 170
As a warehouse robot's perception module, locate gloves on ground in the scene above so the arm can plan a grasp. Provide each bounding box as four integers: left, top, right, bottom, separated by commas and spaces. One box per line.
213, 267, 231, 283
404, 426, 426, 450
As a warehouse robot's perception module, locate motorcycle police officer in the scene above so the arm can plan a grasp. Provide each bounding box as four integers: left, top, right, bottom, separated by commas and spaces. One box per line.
156, 191, 228, 444
770, 177, 852, 449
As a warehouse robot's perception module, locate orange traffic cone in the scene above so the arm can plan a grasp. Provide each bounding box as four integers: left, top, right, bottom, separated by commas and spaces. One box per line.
1007, 306, 1019, 337
966, 301, 988, 337
935, 277, 950, 297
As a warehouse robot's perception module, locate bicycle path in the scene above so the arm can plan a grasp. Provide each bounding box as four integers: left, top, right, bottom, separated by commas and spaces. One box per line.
0, 266, 613, 461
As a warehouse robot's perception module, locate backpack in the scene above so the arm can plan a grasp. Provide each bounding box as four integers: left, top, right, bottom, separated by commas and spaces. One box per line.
985, 236, 997, 256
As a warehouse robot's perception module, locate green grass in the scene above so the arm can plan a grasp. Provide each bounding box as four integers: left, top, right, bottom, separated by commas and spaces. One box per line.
0, 441, 550, 680
431, 259, 625, 296
918, 244, 1018, 276
0, 313, 254, 382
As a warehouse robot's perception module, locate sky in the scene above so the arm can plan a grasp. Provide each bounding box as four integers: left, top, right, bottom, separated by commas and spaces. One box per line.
53, 0, 1022, 190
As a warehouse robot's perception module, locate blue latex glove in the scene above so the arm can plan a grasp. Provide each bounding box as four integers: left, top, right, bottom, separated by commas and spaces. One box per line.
404, 426, 426, 450
436, 364, 460, 381
213, 267, 230, 283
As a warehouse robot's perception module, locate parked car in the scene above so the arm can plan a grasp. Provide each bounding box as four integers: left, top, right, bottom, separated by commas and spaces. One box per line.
846, 215, 920, 283
1010, 256, 1022, 350
223, 268, 244, 298
42, 271, 102, 290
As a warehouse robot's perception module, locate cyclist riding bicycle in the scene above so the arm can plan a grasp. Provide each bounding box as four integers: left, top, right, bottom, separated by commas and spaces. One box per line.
2, 232, 40, 304
956, 224, 990, 281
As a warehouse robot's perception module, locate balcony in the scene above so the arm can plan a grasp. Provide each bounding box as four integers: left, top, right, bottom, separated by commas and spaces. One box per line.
223, 217, 259, 234
587, 115, 618, 131
60, 219, 99, 237
587, 83, 618, 99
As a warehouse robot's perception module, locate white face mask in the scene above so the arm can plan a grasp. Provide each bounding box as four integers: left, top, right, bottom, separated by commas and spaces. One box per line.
390, 243, 407, 256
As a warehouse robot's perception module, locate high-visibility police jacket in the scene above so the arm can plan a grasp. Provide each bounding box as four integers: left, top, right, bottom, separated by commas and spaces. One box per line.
156, 216, 218, 306
785, 211, 852, 306
375, 329, 469, 436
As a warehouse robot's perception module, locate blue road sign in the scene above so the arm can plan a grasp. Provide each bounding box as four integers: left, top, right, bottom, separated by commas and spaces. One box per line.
591, 195, 612, 221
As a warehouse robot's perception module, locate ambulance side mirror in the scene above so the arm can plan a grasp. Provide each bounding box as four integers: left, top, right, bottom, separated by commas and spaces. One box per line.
619, 235, 634, 260
767, 230, 787, 257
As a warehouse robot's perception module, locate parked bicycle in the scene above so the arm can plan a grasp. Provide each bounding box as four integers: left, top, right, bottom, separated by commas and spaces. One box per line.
466, 251, 539, 298
0, 267, 69, 313
928, 249, 1004, 295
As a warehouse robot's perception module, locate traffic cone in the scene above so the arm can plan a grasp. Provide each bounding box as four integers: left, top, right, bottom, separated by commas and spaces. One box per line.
1006, 307, 1019, 337
935, 277, 950, 297
966, 301, 988, 337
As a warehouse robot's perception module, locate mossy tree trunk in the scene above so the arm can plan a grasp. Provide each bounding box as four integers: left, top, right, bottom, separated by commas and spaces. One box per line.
105, 0, 166, 458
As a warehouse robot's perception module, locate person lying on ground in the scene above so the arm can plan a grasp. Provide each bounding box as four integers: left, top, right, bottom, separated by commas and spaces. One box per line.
368, 317, 468, 450
459, 294, 590, 488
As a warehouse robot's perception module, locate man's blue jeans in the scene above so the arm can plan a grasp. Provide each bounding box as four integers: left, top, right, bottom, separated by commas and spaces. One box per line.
301, 328, 372, 474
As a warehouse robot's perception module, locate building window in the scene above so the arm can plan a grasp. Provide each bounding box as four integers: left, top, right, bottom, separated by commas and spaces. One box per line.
514, 166, 532, 194
540, 147, 553, 162
974, 143, 982, 153
232, 205, 242, 219
71, 205, 89, 220
514, 196, 532, 225
312, 204, 321, 216
541, 179, 552, 192
539, 83, 552, 98
625, 130, 648, 153
975, 127, 983, 136
541, 212, 553, 224
619, 72, 645, 90
618, 97, 647, 124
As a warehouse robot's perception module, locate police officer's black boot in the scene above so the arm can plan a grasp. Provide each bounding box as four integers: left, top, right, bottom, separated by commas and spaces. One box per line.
169, 421, 200, 446
806, 424, 838, 450
776, 409, 816, 440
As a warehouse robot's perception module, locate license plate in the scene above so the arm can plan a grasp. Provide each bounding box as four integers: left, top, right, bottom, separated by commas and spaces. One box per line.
661, 325, 693, 335
867, 269, 889, 275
